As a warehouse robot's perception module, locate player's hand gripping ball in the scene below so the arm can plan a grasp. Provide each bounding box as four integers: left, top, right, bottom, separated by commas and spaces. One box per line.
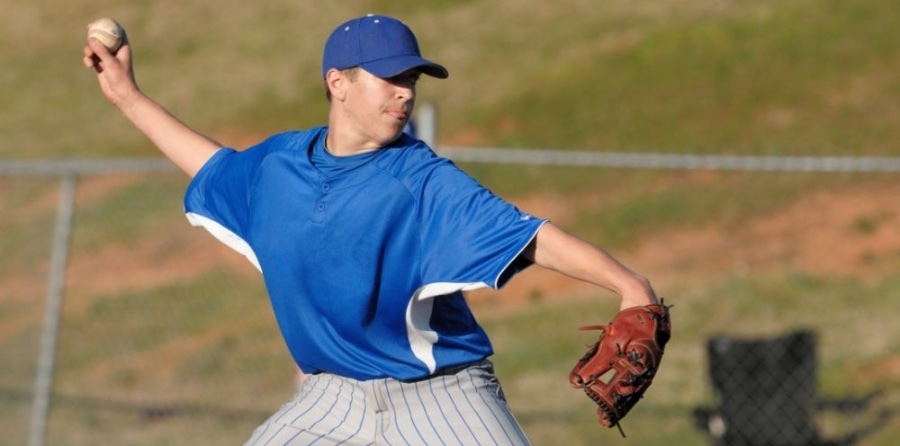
569, 300, 671, 436
87, 18, 125, 53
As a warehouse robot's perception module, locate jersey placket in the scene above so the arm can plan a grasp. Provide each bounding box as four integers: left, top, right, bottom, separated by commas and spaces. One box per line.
311, 180, 332, 223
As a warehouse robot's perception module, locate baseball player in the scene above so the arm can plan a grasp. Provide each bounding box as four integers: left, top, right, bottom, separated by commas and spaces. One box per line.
84, 14, 659, 445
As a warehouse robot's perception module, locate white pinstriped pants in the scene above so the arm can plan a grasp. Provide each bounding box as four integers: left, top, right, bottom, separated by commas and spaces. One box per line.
244, 360, 531, 445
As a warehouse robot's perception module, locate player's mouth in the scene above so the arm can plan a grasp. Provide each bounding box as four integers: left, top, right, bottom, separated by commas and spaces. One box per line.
386, 108, 409, 122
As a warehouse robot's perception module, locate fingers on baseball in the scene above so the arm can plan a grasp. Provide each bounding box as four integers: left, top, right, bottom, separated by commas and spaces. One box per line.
85, 38, 130, 74
84, 42, 104, 70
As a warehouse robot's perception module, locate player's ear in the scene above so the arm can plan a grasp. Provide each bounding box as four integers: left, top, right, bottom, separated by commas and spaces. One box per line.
325, 69, 348, 102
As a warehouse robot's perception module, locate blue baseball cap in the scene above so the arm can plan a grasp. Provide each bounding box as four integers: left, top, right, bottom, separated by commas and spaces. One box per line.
322, 15, 449, 79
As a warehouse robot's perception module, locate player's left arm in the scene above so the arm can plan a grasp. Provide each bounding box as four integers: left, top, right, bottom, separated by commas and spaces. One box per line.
522, 222, 658, 310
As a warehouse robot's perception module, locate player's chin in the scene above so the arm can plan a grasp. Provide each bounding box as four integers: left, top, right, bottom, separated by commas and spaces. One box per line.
369, 129, 403, 149
380, 119, 407, 141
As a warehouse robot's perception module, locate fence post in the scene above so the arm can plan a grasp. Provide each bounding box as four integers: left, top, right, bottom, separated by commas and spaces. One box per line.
28, 174, 77, 446
416, 101, 437, 149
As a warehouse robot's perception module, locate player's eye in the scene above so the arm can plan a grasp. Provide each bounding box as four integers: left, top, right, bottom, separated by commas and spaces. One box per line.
391, 72, 420, 88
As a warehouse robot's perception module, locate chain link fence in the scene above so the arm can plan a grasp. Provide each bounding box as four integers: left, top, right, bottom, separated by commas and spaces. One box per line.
2, 151, 898, 446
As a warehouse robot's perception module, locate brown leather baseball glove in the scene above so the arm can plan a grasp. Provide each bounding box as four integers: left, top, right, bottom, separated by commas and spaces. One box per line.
569, 301, 672, 436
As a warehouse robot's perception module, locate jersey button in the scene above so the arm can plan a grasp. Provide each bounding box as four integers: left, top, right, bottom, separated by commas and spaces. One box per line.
317, 202, 326, 211
321, 183, 331, 192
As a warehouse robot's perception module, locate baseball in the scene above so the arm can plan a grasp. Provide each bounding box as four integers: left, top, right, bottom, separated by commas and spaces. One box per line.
87, 18, 124, 53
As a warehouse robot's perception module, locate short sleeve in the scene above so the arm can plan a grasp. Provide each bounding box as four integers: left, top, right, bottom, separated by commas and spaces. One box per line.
184, 145, 266, 240
417, 160, 546, 289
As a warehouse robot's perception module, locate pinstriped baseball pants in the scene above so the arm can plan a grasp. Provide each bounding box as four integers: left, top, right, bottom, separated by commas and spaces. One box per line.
244, 360, 532, 445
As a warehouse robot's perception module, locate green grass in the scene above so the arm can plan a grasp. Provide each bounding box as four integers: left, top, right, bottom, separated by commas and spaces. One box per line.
57, 270, 283, 397
479, 271, 900, 446
464, 0, 900, 155
3, 0, 900, 444
0, 183, 57, 275
464, 166, 887, 249
4, 270, 894, 446
5, 0, 900, 159
69, 176, 189, 251
33, 270, 290, 445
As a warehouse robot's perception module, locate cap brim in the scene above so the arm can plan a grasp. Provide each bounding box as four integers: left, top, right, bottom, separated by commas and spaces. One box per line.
361, 56, 449, 79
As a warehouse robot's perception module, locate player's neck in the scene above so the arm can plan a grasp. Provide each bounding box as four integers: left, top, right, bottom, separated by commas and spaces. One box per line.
324, 132, 375, 157
324, 123, 401, 157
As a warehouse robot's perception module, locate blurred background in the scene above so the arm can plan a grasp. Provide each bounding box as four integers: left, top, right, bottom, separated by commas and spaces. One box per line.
1, 0, 898, 445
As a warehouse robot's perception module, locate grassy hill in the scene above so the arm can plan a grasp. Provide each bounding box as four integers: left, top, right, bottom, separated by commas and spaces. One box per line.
2, 0, 899, 445
4, 0, 899, 159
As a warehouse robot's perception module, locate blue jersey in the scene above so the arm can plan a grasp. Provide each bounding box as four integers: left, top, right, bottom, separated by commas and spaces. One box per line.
184, 127, 546, 380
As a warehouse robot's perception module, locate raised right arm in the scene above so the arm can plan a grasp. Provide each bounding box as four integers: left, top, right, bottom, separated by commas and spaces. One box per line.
83, 34, 221, 177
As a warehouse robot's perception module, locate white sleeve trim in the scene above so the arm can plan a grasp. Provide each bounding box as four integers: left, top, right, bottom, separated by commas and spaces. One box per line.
185, 212, 261, 272
405, 281, 487, 374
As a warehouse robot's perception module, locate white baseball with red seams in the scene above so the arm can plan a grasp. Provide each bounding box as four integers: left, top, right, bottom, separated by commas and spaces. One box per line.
87, 18, 124, 53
